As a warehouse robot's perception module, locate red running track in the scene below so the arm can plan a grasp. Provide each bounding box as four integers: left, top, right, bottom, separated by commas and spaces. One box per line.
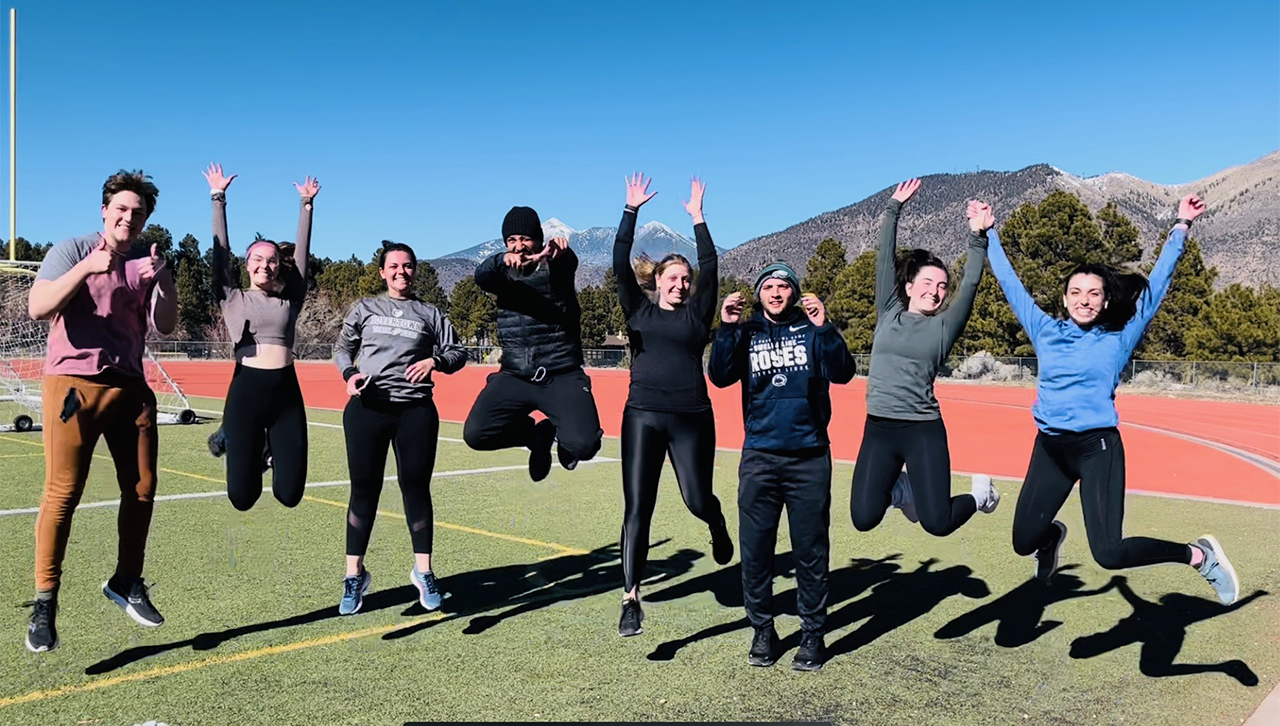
164, 362, 1280, 507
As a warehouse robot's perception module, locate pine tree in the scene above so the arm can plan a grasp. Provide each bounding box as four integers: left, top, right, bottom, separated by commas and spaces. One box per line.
448, 276, 497, 344
803, 238, 848, 303
828, 250, 878, 353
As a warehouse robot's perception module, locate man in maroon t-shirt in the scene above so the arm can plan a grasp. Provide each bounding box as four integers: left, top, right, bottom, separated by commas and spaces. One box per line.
24, 170, 177, 653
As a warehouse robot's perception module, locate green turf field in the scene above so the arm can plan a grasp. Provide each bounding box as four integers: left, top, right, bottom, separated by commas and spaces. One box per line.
1, 397, 1276, 725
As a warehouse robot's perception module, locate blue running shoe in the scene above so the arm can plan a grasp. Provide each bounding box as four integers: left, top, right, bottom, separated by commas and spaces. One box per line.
412, 567, 443, 611
1195, 536, 1239, 605
338, 569, 371, 616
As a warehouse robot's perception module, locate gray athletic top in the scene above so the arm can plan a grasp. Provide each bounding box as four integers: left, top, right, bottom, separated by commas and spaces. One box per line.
334, 294, 468, 402
211, 191, 312, 350
865, 199, 988, 420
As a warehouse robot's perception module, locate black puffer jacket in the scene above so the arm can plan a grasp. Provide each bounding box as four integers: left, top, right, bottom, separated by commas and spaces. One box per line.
474, 249, 584, 378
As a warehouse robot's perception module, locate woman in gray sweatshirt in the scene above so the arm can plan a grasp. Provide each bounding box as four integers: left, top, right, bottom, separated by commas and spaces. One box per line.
333, 242, 468, 616
849, 179, 999, 537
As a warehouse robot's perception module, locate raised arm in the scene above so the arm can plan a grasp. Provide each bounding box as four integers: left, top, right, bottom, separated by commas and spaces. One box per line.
938, 203, 994, 353
707, 293, 749, 387
685, 178, 720, 326
203, 163, 238, 301
985, 222, 1052, 340
1121, 195, 1204, 353
876, 179, 920, 312
614, 173, 654, 317
290, 176, 320, 294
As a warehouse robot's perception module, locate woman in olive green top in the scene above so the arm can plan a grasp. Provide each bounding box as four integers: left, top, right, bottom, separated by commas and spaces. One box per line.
849, 179, 998, 535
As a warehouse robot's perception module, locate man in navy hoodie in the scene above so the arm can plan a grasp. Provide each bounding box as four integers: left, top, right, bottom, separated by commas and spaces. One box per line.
708, 261, 856, 671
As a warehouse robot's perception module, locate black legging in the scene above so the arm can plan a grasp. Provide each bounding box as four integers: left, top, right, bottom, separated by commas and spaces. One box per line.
223, 364, 308, 511
1012, 427, 1191, 569
620, 406, 724, 592
343, 395, 439, 557
850, 415, 976, 536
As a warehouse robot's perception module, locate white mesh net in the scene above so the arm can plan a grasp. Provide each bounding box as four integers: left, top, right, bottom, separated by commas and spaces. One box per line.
0, 260, 196, 431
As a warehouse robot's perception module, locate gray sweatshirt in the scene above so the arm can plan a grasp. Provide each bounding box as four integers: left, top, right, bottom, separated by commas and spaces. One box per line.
334, 294, 468, 402
865, 199, 988, 420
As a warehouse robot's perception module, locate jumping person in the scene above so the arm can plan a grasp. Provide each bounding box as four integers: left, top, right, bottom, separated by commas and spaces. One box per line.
205, 163, 319, 511
850, 179, 999, 537
24, 170, 178, 651
708, 263, 856, 671
462, 206, 603, 481
986, 194, 1240, 604
333, 242, 467, 615
613, 174, 732, 637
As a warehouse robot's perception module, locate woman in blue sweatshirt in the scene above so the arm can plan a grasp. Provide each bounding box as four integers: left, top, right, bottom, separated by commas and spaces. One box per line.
708, 263, 856, 672
986, 194, 1239, 605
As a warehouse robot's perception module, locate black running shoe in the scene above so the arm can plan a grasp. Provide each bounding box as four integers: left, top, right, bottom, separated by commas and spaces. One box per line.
103, 576, 164, 627
207, 428, 227, 458
529, 419, 556, 482
792, 631, 826, 671
1033, 521, 1069, 582
747, 623, 781, 667
556, 442, 579, 472
25, 598, 57, 653
618, 598, 644, 637
710, 519, 734, 566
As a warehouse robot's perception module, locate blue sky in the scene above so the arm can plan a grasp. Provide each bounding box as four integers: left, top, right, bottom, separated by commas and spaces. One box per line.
4, 0, 1277, 260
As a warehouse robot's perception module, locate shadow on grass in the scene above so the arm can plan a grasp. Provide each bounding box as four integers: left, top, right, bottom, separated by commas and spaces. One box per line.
1068, 577, 1267, 686
934, 565, 1120, 647
86, 540, 701, 675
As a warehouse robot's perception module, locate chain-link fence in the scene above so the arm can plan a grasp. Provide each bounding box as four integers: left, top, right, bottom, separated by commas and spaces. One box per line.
147, 341, 1279, 397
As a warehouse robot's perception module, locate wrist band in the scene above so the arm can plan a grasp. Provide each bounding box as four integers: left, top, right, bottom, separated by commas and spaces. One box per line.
624, 205, 638, 213
1175, 217, 1193, 228
211, 190, 225, 200
342, 367, 359, 382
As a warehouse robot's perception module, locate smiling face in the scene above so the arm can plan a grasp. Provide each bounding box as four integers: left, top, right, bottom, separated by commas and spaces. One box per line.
246, 242, 281, 291
1063, 272, 1106, 326
100, 191, 149, 249
905, 265, 950, 315
380, 250, 416, 297
759, 278, 795, 318
505, 234, 538, 255
656, 261, 691, 309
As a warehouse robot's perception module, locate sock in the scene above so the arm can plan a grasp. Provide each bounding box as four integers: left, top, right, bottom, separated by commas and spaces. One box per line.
1188, 544, 1205, 568
35, 589, 54, 602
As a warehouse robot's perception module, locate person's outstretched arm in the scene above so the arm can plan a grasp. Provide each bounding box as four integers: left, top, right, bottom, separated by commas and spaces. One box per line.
204, 163, 238, 302
289, 175, 320, 301
1120, 195, 1204, 355
937, 200, 995, 354
985, 221, 1052, 340
684, 178, 720, 327
876, 179, 920, 313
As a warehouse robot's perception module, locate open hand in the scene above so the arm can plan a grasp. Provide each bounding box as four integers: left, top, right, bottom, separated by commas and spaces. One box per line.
891, 178, 921, 204
203, 163, 237, 192
625, 173, 656, 208
294, 176, 321, 200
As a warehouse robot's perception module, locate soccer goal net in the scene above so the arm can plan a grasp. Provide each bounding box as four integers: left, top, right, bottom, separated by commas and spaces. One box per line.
0, 260, 197, 432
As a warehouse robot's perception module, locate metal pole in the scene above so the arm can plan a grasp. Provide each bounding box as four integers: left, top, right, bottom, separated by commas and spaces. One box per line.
7, 8, 14, 261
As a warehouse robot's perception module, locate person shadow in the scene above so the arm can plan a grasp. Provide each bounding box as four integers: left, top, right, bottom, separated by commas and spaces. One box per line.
1069, 577, 1267, 686
825, 558, 990, 658
646, 553, 905, 662
86, 541, 700, 675
934, 565, 1120, 647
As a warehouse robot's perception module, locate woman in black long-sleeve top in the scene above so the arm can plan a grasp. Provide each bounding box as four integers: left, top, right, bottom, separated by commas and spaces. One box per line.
614, 174, 732, 637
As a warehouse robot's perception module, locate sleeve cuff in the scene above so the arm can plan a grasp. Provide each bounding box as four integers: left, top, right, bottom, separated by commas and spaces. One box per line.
341, 366, 359, 382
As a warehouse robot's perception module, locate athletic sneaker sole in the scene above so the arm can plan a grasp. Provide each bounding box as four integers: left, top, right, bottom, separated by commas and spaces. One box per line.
1034, 521, 1069, 582
1198, 535, 1240, 605
24, 632, 57, 653
339, 572, 372, 616
411, 569, 443, 611
102, 582, 164, 628
747, 655, 778, 668
791, 659, 824, 672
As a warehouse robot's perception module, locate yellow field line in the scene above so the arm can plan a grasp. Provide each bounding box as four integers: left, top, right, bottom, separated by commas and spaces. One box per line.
0, 613, 444, 710
302, 494, 588, 557
0, 434, 221, 483
0, 452, 41, 458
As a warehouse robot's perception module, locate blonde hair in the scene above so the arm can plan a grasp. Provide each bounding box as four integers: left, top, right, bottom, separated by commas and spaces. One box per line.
633, 253, 692, 292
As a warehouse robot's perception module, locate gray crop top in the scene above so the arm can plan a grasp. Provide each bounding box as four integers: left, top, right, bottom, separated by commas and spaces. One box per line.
211, 191, 313, 351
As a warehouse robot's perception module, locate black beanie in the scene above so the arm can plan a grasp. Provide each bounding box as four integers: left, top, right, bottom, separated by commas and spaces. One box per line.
502, 206, 544, 245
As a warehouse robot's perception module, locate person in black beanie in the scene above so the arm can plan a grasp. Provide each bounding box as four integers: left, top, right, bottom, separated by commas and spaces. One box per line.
708, 260, 856, 672
462, 205, 603, 482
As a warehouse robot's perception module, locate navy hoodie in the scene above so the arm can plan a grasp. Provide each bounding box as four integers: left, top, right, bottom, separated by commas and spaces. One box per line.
708, 308, 856, 452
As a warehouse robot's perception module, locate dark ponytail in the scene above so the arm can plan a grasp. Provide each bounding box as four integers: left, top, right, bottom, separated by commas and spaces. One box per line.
894, 248, 949, 309
1062, 263, 1150, 331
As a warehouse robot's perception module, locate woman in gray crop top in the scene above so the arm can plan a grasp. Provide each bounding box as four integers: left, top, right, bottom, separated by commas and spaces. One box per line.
204, 162, 319, 512
849, 179, 999, 539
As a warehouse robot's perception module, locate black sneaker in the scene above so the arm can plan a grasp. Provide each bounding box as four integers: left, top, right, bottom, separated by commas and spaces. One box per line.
529, 419, 556, 482
710, 519, 734, 565
557, 442, 579, 472
1033, 521, 1069, 582
25, 598, 57, 653
103, 576, 164, 627
748, 623, 781, 667
792, 631, 826, 671
618, 598, 644, 637
207, 428, 227, 458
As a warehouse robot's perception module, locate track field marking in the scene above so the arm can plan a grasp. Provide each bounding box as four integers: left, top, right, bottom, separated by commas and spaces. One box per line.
0, 434, 224, 484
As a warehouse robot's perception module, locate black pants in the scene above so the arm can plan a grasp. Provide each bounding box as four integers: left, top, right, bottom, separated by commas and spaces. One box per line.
343, 396, 439, 557
620, 406, 724, 592
223, 364, 307, 511
462, 369, 603, 463
850, 415, 976, 536
1012, 428, 1191, 569
738, 447, 832, 634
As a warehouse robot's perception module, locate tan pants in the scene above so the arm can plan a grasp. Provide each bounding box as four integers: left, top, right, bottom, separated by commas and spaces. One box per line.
34, 373, 158, 593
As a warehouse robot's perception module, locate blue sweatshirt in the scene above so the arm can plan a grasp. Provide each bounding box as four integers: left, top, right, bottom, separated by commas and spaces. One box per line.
987, 227, 1186, 434
708, 308, 857, 451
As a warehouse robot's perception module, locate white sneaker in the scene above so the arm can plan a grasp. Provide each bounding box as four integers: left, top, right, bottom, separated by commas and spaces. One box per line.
971, 474, 1000, 513
891, 471, 919, 523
